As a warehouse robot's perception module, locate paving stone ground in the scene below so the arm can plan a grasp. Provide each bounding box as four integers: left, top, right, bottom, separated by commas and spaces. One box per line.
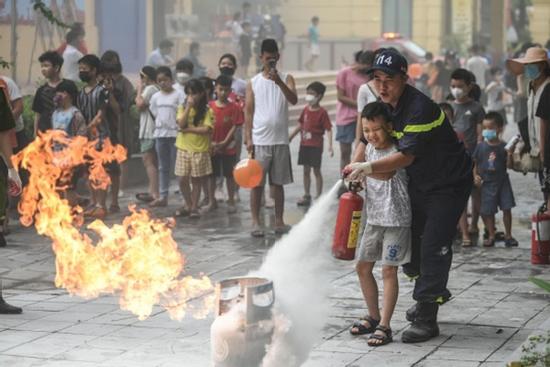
0, 120, 549, 367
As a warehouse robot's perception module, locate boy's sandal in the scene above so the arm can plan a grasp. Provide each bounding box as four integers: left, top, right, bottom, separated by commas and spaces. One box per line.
367, 325, 393, 347
495, 231, 506, 242
251, 228, 265, 238
297, 195, 312, 207
462, 239, 473, 247
350, 316, 380, 335
149, 198, 167, 207
505, 237, 519, 247
84, 206, 107, 220
274, 224, 292, 235
483, 238, 495, 247
136, 193, 154, 203
189, 210, 200, 219
174, 207, 190, 217
109, 204, 120, 213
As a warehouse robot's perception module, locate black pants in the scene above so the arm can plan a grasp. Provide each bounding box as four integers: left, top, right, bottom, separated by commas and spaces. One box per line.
405, 178, 472, 303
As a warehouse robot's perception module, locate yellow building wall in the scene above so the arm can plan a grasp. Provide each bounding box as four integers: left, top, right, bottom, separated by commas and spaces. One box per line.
0, 0, 98, 89
530, 0, 550, 45
411, 0, 445, 54
280, 0, 381, 39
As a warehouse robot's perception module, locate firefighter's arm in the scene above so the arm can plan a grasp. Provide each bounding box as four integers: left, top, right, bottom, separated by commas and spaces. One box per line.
347, 151, 414, 180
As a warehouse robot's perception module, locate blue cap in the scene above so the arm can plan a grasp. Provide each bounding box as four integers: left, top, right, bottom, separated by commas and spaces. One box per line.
367, 50, 408, 76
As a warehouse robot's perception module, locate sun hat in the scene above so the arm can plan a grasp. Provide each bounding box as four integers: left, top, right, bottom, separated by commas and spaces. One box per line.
506, 47, 549, 75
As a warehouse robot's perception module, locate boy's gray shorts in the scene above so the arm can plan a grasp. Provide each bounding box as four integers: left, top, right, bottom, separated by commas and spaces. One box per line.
254, 144, 293, 186
357, 224, 411, 266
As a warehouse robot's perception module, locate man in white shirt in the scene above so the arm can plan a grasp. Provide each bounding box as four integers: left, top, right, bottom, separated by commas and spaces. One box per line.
62, 30, 84, 82
147, 39, 175, 69
466, 44, 490, 89
245, 39, 298, 237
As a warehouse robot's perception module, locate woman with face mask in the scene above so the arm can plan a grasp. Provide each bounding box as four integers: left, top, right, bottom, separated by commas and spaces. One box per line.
507, 47, 550, 212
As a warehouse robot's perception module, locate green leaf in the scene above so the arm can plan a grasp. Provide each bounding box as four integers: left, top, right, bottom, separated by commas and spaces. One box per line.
31, 0, 70, 29
528, 277, 550, 293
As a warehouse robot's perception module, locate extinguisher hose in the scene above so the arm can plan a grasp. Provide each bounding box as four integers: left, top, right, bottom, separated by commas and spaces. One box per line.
536, 202, 547, 257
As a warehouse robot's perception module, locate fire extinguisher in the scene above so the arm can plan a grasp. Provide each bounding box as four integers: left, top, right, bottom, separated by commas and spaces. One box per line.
531, 203, 550, 265
332, 181, 364, 260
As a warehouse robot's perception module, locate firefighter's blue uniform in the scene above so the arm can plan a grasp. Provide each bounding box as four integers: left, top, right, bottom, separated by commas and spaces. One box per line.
389, 84, 473, 304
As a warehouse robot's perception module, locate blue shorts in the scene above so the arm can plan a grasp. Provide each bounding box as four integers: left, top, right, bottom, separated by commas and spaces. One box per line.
336, 122, 357, 144
480, 176, 516, 216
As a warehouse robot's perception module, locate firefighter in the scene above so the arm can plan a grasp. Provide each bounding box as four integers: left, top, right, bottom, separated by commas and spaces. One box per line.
346, 49, 473, 343
0, 87, 23, 314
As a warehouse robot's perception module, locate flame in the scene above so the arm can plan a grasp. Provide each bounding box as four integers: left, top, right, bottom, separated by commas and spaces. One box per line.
13, 130, 214, 320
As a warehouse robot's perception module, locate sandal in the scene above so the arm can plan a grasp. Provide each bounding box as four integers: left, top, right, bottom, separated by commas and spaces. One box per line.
462, 239, 472, 247
109, 204, 120, 213
505, 237, 519, 247
189, 210, 200, 219
149, 198, 168, 207
367, 325, 393, 346
274, 224, 292, 235
483, 238, 495, 247
251, 228, 265, 238
84, 206, 107, 220
350, 316, 380, 336
296, 195, 312, 207
136, 193, 154, 203
174, 207, 190, 217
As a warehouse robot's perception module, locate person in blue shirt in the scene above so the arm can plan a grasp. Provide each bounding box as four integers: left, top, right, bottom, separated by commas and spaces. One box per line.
304, 16, 320, 71
347, 49, 473, 343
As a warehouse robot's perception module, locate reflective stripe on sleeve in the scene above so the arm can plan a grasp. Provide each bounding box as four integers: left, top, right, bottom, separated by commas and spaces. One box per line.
403, 109, 445, 134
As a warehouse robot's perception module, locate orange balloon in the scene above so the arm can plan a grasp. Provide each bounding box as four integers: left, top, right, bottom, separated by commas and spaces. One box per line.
233, 158, 263, 188
408, 63, 423, 79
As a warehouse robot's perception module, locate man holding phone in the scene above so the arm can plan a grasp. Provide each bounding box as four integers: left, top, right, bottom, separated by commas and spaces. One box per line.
245, 38, 298, 237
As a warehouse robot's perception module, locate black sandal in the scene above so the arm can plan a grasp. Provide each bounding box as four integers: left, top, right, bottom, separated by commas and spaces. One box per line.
350, 316, 380, 335
174, 207, 190, 217
367, 325, 393, 346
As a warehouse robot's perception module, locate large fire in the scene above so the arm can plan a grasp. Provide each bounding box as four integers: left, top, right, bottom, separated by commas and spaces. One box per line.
13, 130, 214, 320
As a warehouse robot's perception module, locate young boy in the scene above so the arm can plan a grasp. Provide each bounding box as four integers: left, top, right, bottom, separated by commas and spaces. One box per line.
33, 51, 77, 135
209, 75, 243, 213
289, 81, 333, 206
51, 80, 87, 206
173, 58, 193, 98
485, 67, 508, 126
349, 101, 411, 347
76, 54, 121, 219
473, 111, 518, 247
450, 68, 485, 244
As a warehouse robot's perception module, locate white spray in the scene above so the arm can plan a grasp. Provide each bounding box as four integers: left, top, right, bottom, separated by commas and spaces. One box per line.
254, 181, 342, 367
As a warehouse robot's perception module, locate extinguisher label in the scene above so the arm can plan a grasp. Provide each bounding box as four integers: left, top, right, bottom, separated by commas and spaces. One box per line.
347, 211, 362, 249
532, 221, 550, 241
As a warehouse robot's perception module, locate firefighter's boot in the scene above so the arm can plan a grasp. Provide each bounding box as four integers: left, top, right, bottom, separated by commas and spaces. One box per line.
402, 302, 439, 343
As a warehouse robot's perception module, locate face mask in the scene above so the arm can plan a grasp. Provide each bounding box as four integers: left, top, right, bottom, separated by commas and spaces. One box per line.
450, 87, 466, 100
305, 94, 318, 105
525, 64, 541, 80
53, 94, 63, 107
482, 129, 497, 141
219, 67, 235, 77
79, 71, 92, 83
176, 72, 190, 85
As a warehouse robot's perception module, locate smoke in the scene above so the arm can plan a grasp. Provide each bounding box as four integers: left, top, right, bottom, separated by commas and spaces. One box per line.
254, 181, 342, 367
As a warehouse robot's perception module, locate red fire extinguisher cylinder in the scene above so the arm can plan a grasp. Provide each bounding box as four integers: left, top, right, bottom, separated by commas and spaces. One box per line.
531, 208, 550, 265
332, 191, 364, 260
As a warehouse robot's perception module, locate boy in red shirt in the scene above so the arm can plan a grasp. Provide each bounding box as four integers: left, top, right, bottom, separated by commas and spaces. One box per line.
209, 75, 243, 213
290, 81, 333, 206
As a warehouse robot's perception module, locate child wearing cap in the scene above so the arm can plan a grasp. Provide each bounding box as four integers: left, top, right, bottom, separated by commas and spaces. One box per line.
289, 81, 333, 205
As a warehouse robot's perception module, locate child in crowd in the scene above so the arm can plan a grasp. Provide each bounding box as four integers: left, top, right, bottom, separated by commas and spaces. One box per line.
173, 59, 193, 98
175, 79, 214, 218
485, 67, 508, 126
349, 102, 411, 347
51, 80, 87, 206
450, 68, 485, 245
149, 66, 185, 207
208, 75, 243, 213
473, 111, 518, 247
77, 54, 120, 219
135, 66, 160, 204
290, 81, 333, 205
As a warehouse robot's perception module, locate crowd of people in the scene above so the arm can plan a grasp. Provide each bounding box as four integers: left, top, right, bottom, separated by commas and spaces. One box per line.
1, 11, 549, 348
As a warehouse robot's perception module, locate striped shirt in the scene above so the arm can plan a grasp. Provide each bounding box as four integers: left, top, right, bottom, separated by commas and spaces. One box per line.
77, 84, 111, 139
